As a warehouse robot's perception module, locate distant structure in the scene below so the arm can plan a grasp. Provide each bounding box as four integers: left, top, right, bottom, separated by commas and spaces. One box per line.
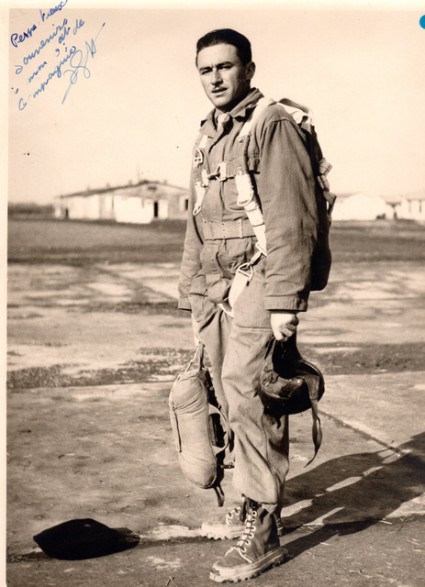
333, 190, 425, 222
384, 190, 425, 222
55, 181, 425, 224
54, 180, 189, 224
332, 192, 388, 221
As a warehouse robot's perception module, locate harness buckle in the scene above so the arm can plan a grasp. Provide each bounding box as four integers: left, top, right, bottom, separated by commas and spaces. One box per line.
236, 262, 254, 281
255, 241, 267, 257
193, 147, 204, 168
208, 162, 227, 182
201, 169, 210, 187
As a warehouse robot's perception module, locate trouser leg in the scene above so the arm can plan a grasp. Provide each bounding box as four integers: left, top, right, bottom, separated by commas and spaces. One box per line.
188, 293, 232, 417
221, 267, 290, 511
189, 266, 290, 509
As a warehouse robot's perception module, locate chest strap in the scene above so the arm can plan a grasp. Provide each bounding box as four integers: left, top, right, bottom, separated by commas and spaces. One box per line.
202, 219, 256, 240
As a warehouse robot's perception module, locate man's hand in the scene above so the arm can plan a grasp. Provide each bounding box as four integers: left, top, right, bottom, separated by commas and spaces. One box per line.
270, 311, 299, 341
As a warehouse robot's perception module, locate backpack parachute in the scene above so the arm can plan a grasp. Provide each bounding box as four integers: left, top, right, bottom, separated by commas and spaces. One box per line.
277, 98, 336, 291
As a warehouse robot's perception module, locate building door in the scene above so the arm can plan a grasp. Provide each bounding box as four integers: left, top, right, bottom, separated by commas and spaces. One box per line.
153, 201, 159, 218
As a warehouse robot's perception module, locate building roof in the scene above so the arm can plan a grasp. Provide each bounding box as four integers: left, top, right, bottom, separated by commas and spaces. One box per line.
403, 189, 425, 202
56, 179, 187, 199
336, 190, 425, 204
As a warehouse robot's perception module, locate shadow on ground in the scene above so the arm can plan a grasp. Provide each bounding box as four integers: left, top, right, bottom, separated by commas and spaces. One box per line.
282, 431, 425, 560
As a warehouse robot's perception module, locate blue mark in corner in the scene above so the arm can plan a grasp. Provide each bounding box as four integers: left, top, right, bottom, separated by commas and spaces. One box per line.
420, 15, 425, 29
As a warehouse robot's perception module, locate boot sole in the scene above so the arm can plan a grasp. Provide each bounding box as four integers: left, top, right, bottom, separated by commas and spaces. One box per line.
209, 546, 287, 583
201, 526, 244, 540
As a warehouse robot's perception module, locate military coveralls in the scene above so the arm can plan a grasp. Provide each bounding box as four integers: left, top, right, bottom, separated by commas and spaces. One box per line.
178, 88, 320, 510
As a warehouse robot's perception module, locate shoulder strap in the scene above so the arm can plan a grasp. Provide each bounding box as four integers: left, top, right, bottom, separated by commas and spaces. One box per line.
233, 98, 277, 255
238, 97, 275, 140
192, 133, 211, 216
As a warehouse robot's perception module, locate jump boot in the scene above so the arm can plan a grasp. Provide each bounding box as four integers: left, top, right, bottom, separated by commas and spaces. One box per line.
201, 498, 283, 540
209, 500, 287, 583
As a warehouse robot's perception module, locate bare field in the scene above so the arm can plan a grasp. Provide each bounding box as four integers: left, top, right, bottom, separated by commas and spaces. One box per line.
8, 217, 425, 265
7, 217, 425, 385
7, 219, 188, 265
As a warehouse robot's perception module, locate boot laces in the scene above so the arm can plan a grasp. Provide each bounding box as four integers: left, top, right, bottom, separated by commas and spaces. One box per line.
235, 508, 257, 554
226, 499, 248, 524
225, 506, 241, 524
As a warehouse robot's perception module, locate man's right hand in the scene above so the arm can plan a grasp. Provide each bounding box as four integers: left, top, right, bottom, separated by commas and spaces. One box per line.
270, 311, 299, 341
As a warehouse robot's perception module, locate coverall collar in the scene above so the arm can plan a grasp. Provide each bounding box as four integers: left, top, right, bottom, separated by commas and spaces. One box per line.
200, 88, 263, 136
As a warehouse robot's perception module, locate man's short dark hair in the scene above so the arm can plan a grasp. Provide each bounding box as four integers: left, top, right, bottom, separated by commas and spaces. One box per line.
196, 29, 252, 65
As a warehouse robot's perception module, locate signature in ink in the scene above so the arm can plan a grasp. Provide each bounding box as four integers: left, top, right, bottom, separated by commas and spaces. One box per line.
62, 22, 105, 104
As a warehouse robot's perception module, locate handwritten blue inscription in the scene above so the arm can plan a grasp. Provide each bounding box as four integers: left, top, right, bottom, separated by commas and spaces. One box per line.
10, 0, 68, 48
14, 18, 70, 74
12, 3, 105, 111
28, 60, 48, 84
62, 23, 105, 103
32, 47, 77, 100
10, 23, 37, 48
40, 0, 69, 23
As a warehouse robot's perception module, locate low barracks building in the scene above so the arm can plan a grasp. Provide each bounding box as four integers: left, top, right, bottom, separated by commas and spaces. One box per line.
332, 190, 425, 222
54, 180, 189, 224
55, 181, 425, 224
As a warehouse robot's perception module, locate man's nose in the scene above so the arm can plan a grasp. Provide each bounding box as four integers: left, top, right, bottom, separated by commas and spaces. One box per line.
211, 68, 222, 84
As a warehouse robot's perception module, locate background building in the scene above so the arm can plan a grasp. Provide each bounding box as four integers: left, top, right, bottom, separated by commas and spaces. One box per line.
54, 180, 189, 224
332, 191, 425, 222
332, 192, 388, 221
388, 190, 425, 222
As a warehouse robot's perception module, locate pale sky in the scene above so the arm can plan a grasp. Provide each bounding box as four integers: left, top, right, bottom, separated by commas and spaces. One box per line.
6, 1, 425, 204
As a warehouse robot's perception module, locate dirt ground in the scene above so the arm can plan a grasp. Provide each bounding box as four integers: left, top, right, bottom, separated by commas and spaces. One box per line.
6, 219, 425, 587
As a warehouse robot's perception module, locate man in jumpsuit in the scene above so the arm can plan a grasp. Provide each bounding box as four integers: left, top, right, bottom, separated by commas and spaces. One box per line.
178, 29, 322, 582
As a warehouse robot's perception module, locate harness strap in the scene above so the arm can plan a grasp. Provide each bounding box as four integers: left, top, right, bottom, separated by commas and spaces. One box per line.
213, 484, 225, 507
279, 97, 313, 126
238, 97, 275, 140
202, 218, 256, 240
219, 245, 264, 317
193, 134, 210, 216
198, 134, 209, 149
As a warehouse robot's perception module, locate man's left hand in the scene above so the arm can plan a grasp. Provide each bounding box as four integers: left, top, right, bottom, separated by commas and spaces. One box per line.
270, 311, 299, 341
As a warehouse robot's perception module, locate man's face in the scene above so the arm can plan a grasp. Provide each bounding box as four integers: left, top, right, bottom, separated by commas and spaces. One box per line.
196, 43, 255, 112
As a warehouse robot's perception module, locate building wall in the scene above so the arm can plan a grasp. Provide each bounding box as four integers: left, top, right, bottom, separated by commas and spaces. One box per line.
397, 198, 425, 221
114, 194, 153, 224
68, 195, 99, 219
332, 193, 387, 221
99, 194, 115, 220
55, 183, 189, 223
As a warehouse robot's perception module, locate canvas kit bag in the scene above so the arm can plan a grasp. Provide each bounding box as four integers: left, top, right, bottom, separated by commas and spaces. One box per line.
169, 343, 231, 506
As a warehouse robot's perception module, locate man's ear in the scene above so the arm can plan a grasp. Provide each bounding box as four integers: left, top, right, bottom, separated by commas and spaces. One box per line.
246, 61, 256, 81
